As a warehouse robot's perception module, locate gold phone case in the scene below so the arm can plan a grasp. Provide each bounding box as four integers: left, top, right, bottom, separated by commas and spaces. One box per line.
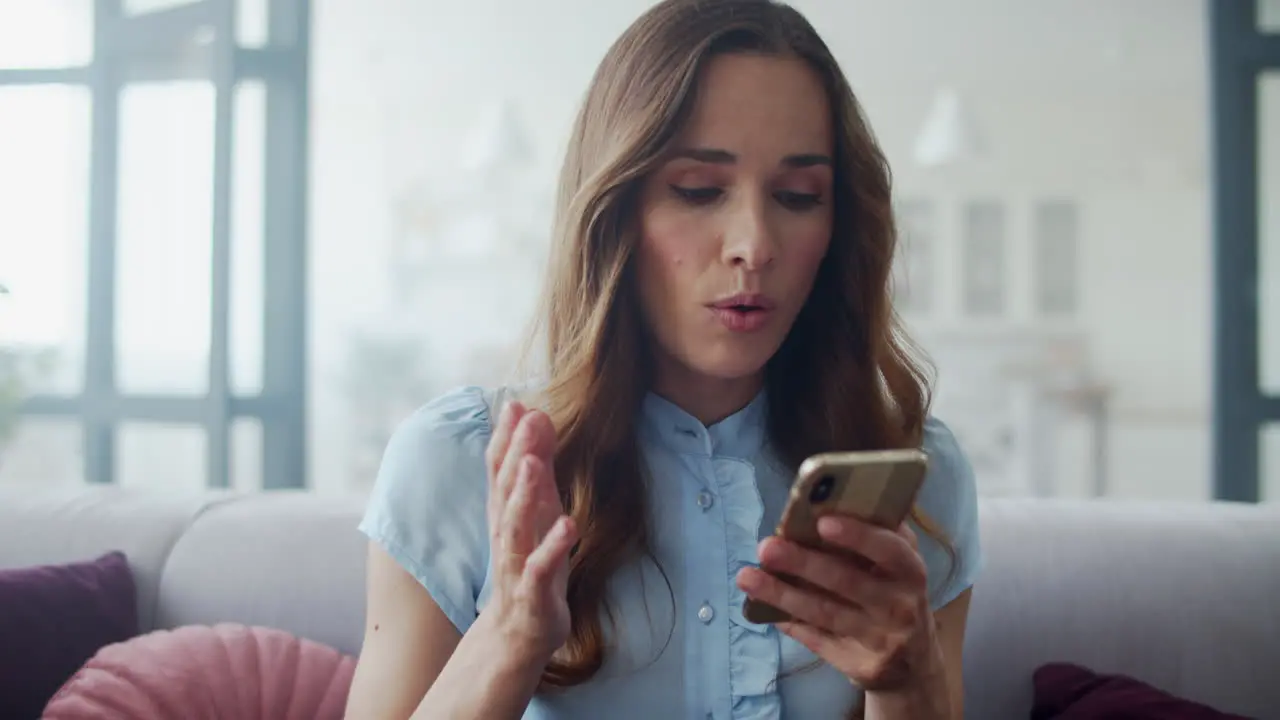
741, 449, 928, 625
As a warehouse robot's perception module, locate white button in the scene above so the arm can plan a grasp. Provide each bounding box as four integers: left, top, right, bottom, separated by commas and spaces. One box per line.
697, 603, 715, 624
696, 490, 714, 509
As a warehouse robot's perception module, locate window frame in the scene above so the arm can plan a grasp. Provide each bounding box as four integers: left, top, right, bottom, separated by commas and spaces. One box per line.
1208, 0, 1280, 501
2, 0, 310, 489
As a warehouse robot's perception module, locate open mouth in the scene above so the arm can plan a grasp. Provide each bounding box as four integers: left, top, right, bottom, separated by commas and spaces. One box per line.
709, 296, 773, 332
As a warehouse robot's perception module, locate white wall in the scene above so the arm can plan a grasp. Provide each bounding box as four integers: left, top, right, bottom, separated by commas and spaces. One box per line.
307, 0, 1225, 499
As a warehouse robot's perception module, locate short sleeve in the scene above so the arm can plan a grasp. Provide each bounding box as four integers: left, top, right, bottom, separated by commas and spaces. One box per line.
357, 385, 495, 635
913, 417, 984, 611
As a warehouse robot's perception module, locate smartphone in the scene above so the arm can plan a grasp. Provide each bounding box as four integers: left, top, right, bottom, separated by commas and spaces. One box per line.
741, 448, 929, 625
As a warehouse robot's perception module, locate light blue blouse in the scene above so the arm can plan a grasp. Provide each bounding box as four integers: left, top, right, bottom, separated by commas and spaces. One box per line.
359, 385, 982, 720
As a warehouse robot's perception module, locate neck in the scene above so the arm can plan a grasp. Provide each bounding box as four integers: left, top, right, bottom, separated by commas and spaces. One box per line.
650, 363, 763, 426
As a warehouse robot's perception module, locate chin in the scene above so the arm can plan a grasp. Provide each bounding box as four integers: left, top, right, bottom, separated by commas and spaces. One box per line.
690, 343, 777, 382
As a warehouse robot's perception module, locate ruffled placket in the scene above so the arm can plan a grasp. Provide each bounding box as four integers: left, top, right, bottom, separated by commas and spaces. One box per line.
639, 391, 783, 720
715, 457, 782, 719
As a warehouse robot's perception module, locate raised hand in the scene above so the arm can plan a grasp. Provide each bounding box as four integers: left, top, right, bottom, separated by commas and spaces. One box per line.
481, 400, 578, 664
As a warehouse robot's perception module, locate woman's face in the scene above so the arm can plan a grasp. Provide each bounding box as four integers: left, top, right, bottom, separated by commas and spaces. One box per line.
636, 52, 834, 408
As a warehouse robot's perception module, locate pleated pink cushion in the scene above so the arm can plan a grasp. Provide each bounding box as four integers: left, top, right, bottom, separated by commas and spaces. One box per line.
42, 624, 356, 720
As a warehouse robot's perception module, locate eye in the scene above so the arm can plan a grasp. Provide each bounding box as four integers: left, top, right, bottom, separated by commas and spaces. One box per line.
670, 185, 723, 205
775, 190, 823, 211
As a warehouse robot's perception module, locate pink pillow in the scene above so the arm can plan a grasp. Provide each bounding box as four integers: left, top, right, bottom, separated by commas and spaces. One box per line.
42, 624, 356, 720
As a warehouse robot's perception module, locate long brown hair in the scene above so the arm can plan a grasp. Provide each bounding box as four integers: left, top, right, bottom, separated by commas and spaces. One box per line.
520, 0, 949, 696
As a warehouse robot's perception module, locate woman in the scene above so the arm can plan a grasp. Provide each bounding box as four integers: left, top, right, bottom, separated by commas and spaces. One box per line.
346, 0, 982, 718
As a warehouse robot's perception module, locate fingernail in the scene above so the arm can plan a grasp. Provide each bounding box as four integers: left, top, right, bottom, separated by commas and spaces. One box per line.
757, 538, 782, 562
817, 516, 842, 537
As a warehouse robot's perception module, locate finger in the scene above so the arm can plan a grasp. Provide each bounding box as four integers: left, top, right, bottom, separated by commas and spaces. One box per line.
778, 620, 839, 658
525, 453, 561, 541
524, 515, 577, 587
485, 400, 525, 481
485, 401, 525, 528
816, 516, 925, 585
534, 456, 565, 518
524, 415, 564, 533
518, 409, 558, 464
898, 521, 919, 551
736, 566, 869, 638
758, 537, 891, 608
495, 411, 542, 511
500, 457, 538, 566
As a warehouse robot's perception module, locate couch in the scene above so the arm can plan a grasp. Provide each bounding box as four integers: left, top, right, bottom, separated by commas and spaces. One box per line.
1, 485, 1277, 719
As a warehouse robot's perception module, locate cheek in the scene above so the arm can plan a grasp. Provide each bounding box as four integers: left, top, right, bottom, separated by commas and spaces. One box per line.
635, 217, 683, 322
789, 219, 832, 276
639, 205, 700, 278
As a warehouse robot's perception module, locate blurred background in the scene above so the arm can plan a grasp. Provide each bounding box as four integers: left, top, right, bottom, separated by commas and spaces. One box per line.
0, 0, 1276, 504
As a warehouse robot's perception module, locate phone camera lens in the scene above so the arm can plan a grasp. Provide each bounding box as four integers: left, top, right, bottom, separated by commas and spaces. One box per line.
809, 475, 835, 504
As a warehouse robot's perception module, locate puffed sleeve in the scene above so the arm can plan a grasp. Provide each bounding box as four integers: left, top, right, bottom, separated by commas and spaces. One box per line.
357, 385, 495, 634
913, 417, 984, 610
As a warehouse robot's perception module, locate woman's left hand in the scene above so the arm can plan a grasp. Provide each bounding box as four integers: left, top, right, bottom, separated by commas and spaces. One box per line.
735, 515, 944, 693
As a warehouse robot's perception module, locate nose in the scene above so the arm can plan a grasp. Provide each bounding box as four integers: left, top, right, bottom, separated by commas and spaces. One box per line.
721, 192, 775, 270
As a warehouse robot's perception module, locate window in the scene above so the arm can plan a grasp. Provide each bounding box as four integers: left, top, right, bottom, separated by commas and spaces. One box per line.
961, 201, 1007, 317
0, 0, 309, 489
893, 199, 937, 315
1258, 73, 1280, 398
1210, 3, 1280, 501
1033, 200, 1081, 317
0, 85, 90, 395
115, 81, 215, 396
0, 2, 93, 69
1260, 0, 1280, 33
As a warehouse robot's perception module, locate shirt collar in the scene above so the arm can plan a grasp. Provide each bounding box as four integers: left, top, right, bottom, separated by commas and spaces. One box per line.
639, 389, 768, 459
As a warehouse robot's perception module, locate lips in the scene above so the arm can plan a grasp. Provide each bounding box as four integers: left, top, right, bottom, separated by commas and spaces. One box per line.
709, 293, 775, 312
708, 293, 774, 332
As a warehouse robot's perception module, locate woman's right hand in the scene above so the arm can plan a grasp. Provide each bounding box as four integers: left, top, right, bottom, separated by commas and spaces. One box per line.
481, 400, 579, 666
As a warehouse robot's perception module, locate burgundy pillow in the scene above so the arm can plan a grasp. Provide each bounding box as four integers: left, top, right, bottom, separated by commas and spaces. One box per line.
0, 551, 138, 720
1032, 662, 1253, 720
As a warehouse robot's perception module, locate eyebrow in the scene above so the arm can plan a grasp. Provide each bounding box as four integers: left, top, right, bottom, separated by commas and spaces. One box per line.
670, 147, 833, 168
